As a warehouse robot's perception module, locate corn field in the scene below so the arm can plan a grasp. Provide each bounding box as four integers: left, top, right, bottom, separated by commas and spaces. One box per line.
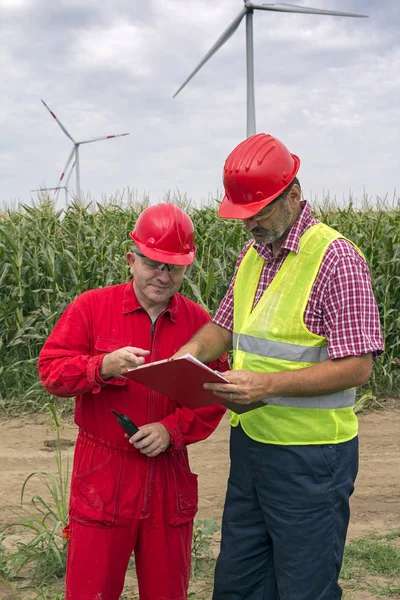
0, 193, 399, 413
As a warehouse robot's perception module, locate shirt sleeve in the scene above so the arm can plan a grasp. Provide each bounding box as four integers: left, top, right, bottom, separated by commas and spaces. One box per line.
321, 241, 384, 360
38, 296, 126, 397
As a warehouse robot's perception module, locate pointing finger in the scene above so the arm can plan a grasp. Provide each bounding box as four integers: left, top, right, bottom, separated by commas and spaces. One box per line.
126, 347, 150, 356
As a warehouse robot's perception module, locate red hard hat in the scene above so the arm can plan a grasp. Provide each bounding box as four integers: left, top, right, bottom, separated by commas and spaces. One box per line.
219, 133, 300, 219
129, 203, 196, 265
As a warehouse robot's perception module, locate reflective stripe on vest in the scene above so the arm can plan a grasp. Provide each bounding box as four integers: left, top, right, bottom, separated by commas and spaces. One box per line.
257, 390, 355, 409
233, 333, 330, 363
232, 333, 355, 409
231, 222, 363, 445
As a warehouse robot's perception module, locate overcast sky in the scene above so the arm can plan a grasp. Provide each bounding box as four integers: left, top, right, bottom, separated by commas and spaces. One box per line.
1, 0, 399, 209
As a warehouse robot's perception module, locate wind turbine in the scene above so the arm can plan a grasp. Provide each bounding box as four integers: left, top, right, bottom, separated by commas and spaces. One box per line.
174, 2, 368, 137
31, 160, 76, 205
41, 99, 129, 200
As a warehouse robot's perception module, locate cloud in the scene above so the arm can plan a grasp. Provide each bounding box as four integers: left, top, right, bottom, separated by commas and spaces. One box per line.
1, 0, 399, 208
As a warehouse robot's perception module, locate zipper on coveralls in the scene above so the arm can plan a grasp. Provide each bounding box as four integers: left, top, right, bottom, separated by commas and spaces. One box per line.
140, 310, 164, 519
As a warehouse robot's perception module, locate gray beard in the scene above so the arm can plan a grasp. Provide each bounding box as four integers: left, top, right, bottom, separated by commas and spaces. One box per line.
251, 199, 293, 245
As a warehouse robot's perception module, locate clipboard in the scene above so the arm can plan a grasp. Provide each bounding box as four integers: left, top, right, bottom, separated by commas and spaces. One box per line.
122, 353, 266, 414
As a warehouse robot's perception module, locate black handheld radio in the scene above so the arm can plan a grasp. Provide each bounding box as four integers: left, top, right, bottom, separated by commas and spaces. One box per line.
111, 409, 139, 437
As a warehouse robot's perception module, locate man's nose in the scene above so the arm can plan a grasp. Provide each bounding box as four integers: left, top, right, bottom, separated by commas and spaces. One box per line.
243, 217, 256, 231
156, 268, 171, 282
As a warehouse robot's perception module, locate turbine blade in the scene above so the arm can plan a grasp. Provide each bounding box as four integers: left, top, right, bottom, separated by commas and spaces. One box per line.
55, 147, 76, 187
173, 7, 247, 98
31, 186, 66, 192
65, 160, 76, 187
41, 99, 76, 142
247, 2, 368, 17
78, 133, 130, 144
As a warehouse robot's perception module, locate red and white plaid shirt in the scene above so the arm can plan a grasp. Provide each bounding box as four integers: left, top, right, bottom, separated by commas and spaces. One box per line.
213, 202, 384, 359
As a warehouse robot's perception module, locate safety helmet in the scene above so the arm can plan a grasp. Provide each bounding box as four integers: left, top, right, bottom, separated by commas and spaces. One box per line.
219, 133, 300, 219
129, 203, 196, 265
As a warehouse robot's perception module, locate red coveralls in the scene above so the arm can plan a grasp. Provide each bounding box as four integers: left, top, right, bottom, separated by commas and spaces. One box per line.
38, 282, 228, 600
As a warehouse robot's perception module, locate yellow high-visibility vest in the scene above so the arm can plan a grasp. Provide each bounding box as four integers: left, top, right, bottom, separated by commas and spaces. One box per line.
231, 223, 362, 445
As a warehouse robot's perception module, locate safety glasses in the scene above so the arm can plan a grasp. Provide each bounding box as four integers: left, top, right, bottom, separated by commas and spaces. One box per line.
249, 191, 286, 222
133, 250, 186, 274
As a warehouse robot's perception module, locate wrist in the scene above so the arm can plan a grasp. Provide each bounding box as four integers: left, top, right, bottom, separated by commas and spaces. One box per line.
99, 354, 112, 379
161, 420, 184, 452
258, 371, 278, 399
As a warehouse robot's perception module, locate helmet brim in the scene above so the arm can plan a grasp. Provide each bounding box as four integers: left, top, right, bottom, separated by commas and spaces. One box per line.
218, 195, 274, 219
130, 234, 196, 265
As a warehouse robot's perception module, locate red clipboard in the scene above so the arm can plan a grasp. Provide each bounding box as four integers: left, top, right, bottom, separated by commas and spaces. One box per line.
122, 353, 229, 410
122, 354, 267, 413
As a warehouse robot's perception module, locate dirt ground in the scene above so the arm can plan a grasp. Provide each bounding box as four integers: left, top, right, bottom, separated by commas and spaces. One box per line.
0, 402, 399, 598
193, 402, 400, 542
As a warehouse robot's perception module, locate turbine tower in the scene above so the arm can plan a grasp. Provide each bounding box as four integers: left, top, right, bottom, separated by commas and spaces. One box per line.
174, 2, 368, 137
31, 160, 75, 206
41, 99, 129, 200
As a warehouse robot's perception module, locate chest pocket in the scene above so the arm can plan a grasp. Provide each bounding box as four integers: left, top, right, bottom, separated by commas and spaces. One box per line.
94, 336, 132, 354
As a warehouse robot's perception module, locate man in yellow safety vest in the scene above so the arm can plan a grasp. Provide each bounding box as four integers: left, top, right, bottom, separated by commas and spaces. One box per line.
175, 133, 384, 600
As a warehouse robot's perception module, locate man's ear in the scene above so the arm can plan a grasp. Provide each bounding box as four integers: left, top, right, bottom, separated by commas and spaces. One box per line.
288, 183, 301, 205
126, 251, 135, 268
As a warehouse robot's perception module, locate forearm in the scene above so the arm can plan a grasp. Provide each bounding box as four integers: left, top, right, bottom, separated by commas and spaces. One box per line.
160, 404, 226, 451
175, 322, 232, 363
269, 355, 372, 397
219, 354, 373, 405
38, 299, 127, 397
38, 350, 112, 397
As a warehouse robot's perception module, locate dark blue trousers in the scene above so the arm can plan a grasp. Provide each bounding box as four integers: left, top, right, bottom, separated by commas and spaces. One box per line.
212, 424, 358, 600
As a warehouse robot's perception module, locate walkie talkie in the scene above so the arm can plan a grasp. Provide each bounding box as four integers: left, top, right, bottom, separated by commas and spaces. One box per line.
111, 409, 139, 437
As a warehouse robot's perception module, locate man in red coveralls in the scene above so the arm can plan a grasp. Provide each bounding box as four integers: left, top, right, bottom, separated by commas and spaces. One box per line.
38, 203, 228, 600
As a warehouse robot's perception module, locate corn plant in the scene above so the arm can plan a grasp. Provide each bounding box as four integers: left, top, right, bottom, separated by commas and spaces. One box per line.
317, 196, 400, 394
0, 404, 70, 586
0, 191, 399, 413
191, 518, 220, 577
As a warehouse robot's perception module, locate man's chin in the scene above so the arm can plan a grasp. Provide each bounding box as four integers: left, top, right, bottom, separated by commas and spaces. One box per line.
252, 233, 270, 244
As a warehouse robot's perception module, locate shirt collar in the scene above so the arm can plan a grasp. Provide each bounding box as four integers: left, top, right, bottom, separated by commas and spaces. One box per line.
122, 281, 178, 322
253, 201, 317, 257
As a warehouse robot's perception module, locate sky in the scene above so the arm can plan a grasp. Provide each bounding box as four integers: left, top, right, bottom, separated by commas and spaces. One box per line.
1, 0, 399, 209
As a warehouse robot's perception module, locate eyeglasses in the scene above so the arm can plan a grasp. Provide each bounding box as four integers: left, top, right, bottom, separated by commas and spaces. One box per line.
133, 250, 186, 274
249, 192, 285, 222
